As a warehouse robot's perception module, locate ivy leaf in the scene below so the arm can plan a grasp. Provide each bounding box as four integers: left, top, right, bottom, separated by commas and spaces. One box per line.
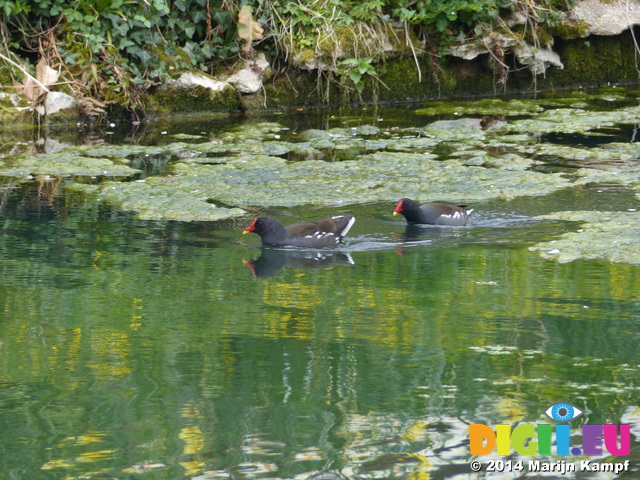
136, 49, 152, 67
435, 14, 449, 32
191, 9, 207, 23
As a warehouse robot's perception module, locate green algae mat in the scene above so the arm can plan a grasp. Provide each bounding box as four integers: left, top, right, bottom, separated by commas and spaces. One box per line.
2, 87, 639, 264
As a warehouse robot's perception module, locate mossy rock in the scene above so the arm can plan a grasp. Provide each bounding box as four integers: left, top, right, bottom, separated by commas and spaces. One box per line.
0, 94, 34, 126
143, 83, 243, 118
546, 35, 639, 88
44, 106, 82, 126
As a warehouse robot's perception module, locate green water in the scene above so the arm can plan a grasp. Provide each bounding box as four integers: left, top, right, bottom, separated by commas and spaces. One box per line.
1, 99, 640, 479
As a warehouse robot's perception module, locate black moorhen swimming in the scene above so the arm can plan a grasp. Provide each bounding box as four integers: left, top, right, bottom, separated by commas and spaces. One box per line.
393, 198, 472, 226
243, 215, 356, 248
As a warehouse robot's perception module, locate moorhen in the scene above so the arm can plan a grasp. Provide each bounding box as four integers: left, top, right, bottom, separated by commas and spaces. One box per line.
393, 198, 472, 226
243, 215, 356, 248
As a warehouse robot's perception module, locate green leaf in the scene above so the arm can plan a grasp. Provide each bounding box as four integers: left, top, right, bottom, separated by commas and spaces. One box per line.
348, 70, 362, 84
191, 9, 207, 23
341, 58, 360, 66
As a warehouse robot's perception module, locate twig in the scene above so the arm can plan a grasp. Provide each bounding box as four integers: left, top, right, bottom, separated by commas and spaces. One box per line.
405, 21, 422, 83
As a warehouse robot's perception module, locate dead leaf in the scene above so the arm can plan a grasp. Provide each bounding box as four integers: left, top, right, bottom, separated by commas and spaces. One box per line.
21, 75, 39, 102
19, 58, 59, 103
36, 57, 59, 89
237, 6, 263, 54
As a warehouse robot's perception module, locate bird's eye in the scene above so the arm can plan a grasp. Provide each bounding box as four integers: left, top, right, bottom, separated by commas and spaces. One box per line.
544, 403, 583, 422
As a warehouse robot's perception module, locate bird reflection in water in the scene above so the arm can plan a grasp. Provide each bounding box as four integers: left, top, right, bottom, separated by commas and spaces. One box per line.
243, 247, 355, 278
399, 223, 458, 242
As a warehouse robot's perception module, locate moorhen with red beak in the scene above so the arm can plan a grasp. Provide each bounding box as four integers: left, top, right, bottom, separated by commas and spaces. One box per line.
243, 215, 356, 248
393, 198, 472, 226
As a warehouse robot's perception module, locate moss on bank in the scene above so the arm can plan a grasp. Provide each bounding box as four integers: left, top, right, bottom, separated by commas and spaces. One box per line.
0, 95, 34, 126
240, 33, 640, 113
1, 33, 638, 125
142, 84, 244, 118
546, 34, 640, 88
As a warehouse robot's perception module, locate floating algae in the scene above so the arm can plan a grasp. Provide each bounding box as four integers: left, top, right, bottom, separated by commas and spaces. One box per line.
414, 98, 544, 116
0, 152, 140, 178
67, 149, 573, 220
55, 107, 633, 221
66, 180, 245, 221
506, 104, 640, 135
6, 90, 639, 233
530, 211, 640, 264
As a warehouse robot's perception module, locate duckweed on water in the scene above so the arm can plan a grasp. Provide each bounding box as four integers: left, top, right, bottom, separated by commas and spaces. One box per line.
69, 151, 573, 219
415, 98, 544, 116
573, 165, 640, 189
4, 92, 640, 256
23, 114, 634, 220
66, 180, 245, 221
530, 211, 640, 264
506, 104, 640, 135
0, 152, 140, 178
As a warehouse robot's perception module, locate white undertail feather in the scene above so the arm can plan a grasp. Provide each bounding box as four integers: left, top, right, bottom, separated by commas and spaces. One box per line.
339, 216, 356, 237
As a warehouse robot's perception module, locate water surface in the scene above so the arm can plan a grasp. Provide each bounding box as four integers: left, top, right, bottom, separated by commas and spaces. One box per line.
1, 94, 639, 479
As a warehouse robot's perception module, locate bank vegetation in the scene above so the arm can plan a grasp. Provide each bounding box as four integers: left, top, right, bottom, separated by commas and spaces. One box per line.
0, 0, 620, 121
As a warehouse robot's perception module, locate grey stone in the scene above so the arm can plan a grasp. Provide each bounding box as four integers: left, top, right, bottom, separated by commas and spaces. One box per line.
44, 92, 78, 115
171, 72, 230, 91
225, 53, 271, 94
570, 0, 640, 36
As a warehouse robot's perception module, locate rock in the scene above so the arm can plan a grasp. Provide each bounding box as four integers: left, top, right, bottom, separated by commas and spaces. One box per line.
569, 0, 640, 36
0, 92, 24, 107
513, 44, 564, 75
170, 72, 230, 91
503, 11, 529, 28
44, 92, 78, 115
145, 71, 242, 118
448, 34, 563, 75
225, 53, 271, 94
447, 33, 517, 60
35, 138, 72, 154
